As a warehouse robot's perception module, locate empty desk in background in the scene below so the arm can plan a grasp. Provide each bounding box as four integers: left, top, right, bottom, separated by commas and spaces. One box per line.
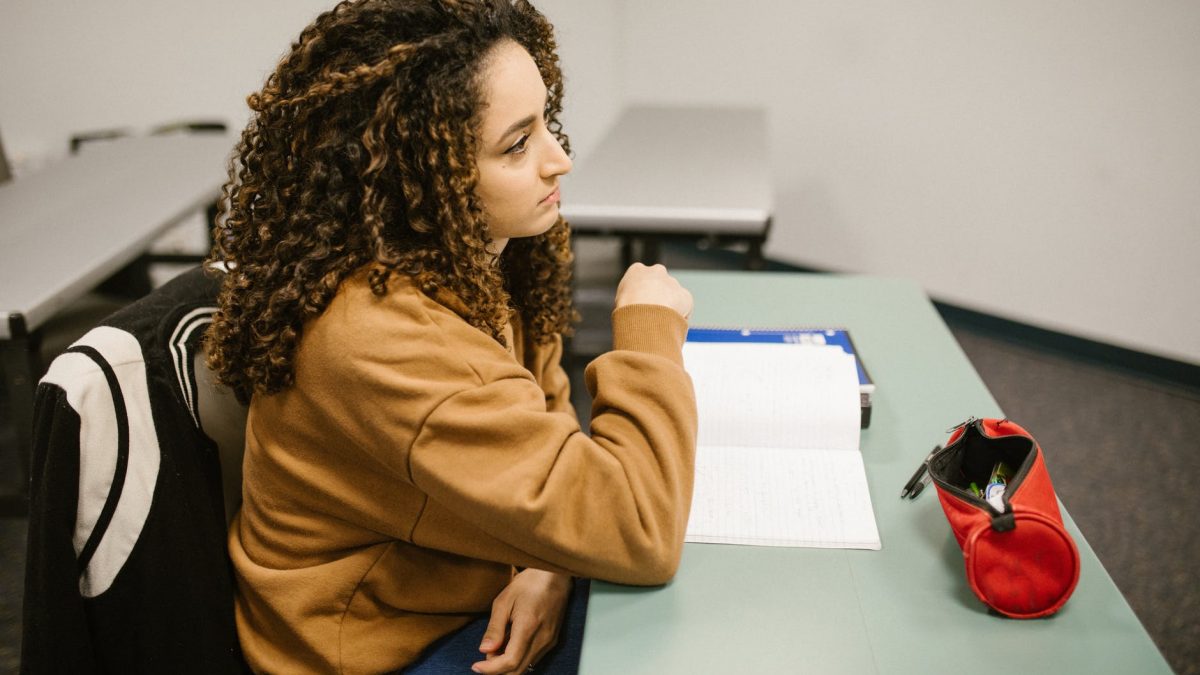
560, 106, 772, 270
0, 134, 233, 513
578, 271, 1170, 674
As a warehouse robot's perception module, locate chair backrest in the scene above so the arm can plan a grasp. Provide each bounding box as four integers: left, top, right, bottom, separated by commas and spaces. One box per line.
22, 265, 249, 673
194, 344, 247, 525
152, 119, 229, 136
0, 127, 12, 183
68, 128, 132, 154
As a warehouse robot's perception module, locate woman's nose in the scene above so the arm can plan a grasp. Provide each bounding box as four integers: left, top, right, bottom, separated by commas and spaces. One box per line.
542, 134, 572, 177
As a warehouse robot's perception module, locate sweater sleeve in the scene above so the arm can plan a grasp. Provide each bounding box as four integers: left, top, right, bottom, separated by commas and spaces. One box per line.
526, 333, 575, 419
409, 304, 697, 585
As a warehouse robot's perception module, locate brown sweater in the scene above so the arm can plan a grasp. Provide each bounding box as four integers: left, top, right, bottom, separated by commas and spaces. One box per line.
228, 269, 697, 674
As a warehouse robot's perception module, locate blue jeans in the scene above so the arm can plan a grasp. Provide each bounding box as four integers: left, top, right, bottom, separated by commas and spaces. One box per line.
403, 578, 589, 674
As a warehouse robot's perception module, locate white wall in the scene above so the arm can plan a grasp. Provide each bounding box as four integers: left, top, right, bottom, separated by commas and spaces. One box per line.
536, 1, 624, 160
620, 0, 1200, 364
0, 1, 621, 170
0, 1, 331, 172
3, 1, 1196, 363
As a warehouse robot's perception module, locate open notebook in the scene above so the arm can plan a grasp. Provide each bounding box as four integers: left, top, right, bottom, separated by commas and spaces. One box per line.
682, 341, 882, 549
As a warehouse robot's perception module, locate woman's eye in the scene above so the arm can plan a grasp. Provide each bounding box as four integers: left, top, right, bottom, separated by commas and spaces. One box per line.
505, 133, 530, 155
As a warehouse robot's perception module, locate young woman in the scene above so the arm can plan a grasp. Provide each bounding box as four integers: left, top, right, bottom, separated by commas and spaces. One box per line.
206, 1, 697, 673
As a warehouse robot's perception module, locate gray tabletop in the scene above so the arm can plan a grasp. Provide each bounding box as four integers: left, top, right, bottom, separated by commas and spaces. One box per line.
0, 134, 234, 338
560, 106, 771, 235
578, 271, 1169, 674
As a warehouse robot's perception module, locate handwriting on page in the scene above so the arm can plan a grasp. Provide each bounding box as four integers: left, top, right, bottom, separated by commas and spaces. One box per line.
688, 446, 881, 548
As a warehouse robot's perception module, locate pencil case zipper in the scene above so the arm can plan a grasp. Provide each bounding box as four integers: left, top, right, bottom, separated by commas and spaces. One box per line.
925, 418, 1036, 520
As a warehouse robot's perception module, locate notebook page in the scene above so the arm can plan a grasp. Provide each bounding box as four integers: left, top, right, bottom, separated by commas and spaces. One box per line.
682, 342, 861, 452
686, 445, 881, 549
681, 340, 880, 549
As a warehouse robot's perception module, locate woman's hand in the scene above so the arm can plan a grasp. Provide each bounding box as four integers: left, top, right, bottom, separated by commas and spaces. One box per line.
472, 569, 572, 674
614, 263, 694, 320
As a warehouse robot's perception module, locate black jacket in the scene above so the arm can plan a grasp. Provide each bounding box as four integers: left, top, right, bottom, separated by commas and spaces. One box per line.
22, 267, 247, 673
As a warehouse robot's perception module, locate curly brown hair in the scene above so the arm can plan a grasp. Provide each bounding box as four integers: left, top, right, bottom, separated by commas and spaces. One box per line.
205, 0, 576, 402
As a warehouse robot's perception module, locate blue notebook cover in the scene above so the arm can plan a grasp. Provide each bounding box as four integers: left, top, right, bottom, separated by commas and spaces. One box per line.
686, 327, 874, 427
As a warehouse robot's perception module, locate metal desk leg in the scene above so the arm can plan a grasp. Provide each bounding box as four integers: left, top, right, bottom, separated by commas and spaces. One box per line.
642, 237, 662, 265
745, 216, 772, 271
746, 238, 766, 270
619, 236, 635, 269
618, 236, 661, 267
1, 314, 38, 515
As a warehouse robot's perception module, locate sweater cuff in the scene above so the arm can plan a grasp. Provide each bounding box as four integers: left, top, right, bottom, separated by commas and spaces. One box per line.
610, 304, 689, 366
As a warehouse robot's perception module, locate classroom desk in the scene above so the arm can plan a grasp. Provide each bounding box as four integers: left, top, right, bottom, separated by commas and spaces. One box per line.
560, 106, 772, 269
578, 271, 1170, 674
0, 134, 234, 511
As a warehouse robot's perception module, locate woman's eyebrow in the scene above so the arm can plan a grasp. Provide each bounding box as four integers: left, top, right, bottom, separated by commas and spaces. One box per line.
498, 114, 537, 144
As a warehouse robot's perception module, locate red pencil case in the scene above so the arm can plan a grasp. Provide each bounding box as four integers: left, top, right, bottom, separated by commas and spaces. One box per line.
921, 418, 1080, 618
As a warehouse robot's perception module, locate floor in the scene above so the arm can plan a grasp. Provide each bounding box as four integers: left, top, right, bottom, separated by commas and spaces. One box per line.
1, 238, 1196, 674
949, 328, 1200, 675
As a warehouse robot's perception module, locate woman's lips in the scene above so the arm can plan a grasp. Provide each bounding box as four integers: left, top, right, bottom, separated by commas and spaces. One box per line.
540, 187, 560, 205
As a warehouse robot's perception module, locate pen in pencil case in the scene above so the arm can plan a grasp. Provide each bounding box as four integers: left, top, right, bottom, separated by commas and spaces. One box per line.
983, 461, 1013, 512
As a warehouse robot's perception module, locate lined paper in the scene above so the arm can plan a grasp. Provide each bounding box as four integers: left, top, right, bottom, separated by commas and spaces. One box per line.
681, 343, 881, 549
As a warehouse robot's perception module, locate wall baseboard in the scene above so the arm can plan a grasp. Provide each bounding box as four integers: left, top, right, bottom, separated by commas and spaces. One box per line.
933, 301, 1200, 392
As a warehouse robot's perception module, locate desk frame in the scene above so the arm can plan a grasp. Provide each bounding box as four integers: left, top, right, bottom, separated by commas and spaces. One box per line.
571, 218, 772, 271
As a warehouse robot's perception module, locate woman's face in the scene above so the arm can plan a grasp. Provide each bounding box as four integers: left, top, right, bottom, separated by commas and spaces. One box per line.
474, 40, 572, 255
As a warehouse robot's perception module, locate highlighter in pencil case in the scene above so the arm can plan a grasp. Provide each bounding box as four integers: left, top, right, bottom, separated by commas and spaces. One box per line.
926, 417, 1080, 618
